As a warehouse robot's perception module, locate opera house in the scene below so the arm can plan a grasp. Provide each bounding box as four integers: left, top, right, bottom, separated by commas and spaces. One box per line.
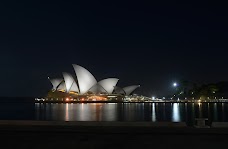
46, 64, 140, 102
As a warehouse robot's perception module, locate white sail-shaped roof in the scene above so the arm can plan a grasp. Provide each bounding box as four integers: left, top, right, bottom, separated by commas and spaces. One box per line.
70, 81, 79, 92
72, 64, 97, 94
49, 78, 63, 90
98, 78, 119, 94
63, 72, 79, 93
88, 84, 107, 94
113, 86, 126, 95
57, 81, 66, 91
123, 85, 140, 96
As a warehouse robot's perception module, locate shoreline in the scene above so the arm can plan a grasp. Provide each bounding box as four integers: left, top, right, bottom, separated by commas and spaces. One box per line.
34, 101, 228, 103
0, 120, 187, 127
0, 120, 228, 135
0, 120, 227, 128
1, 120, 228, 147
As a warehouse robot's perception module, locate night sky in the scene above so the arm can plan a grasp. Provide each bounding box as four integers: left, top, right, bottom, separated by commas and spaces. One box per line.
0, 1, 227, 97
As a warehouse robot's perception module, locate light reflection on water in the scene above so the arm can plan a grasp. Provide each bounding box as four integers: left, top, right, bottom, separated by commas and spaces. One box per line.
151, 103, 156, 122
33, 103, 228, 125
213, 103, 218, 121
198, 103, 202, 118
1, 102, 228, 126
172, 103, 180, 122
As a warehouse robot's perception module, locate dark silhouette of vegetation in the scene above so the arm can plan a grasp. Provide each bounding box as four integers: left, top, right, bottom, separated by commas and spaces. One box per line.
171, 81, 228, 100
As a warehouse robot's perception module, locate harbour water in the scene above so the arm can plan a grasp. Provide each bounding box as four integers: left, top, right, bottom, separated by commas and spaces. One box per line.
0, 101, 228, 126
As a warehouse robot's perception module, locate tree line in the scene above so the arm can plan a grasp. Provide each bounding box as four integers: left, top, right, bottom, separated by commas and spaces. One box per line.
171, 81, 228, 100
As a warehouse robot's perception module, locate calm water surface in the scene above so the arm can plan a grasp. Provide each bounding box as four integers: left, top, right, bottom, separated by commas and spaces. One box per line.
1, 102, 228, 126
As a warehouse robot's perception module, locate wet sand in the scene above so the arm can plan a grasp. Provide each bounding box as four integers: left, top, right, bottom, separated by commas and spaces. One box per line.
0, 120, 228, 149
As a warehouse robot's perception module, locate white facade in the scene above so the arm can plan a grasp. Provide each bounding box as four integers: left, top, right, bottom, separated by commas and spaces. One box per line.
123, 85, 140, 96
113, 86, 126, 95
70, 81, 79, 92
73, 64, 97, 94
89, 84, 107, 94
49, 64, 140, 95
49, 78, 63, 90
98, 78, 119, 94
57, 81, 66, 91
63, 72, 79, 93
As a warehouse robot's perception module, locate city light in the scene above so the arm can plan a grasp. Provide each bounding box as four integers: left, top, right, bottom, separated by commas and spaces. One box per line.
173, 82, 177, 87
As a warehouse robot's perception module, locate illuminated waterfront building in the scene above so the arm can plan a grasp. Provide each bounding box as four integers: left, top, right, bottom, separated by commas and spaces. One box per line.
47, 64, 140, 101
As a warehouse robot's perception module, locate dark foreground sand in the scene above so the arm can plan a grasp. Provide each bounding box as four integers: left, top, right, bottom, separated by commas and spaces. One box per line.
0, 121, 228, 149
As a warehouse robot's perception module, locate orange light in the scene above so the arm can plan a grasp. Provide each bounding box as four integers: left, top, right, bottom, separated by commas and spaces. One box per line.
87, 95, 107, 101
66, 98, 69, 101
